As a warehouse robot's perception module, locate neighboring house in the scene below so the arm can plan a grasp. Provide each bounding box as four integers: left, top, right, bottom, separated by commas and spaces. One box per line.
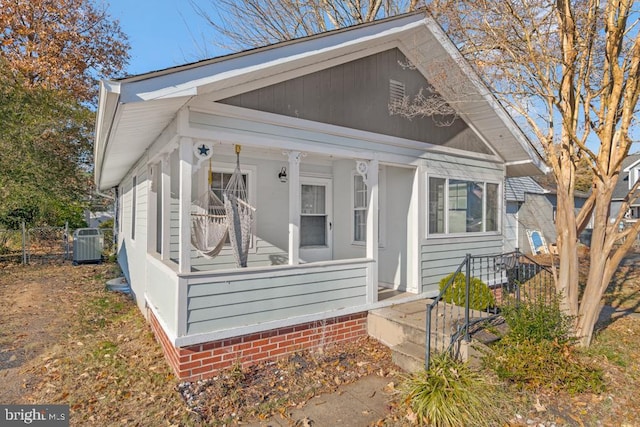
611, 154, 640, 224
86, 211, 113, 228
504, 177, 553, 254
94, 12, 546, 380
506, 176, 594, 254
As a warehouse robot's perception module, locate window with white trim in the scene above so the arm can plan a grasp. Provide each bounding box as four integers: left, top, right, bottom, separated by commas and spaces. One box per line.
209, 171, 248, 201
428, 177, 499, 235
353, 174, 367, 242
202, 163, 257, 248
352, 167, 385, 245
131, 175, 137, 240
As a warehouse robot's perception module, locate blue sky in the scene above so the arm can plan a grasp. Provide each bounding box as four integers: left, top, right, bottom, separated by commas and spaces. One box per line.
103, 1, 638, 152
105, 0, 228, 76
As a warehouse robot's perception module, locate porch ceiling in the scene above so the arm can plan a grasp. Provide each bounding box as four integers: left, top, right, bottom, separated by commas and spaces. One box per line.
96, 98, 190, 189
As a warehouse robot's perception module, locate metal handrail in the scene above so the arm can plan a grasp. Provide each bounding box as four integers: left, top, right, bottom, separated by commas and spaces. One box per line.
425, 249, 554, 369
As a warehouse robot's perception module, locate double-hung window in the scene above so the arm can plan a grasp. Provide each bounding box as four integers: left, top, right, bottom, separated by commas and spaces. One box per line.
131, 176, 137, 240
209, 171, 248, 202
352, 168, 385, 245
353, 174, 368, 243
428, 177, 499, 235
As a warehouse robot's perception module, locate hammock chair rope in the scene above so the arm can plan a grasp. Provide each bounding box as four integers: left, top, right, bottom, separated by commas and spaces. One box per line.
224, 145, 255, 268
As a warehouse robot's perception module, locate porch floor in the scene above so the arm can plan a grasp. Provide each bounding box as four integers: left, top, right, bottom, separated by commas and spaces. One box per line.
377, 287, 413, 302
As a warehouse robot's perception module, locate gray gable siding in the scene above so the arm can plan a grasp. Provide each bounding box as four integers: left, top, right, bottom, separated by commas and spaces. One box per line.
220, 48, 492, 155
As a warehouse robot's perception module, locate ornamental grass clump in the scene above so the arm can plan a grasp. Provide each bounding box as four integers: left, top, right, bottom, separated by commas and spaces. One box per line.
400, 353, 508, 427
438, 272, 495, 311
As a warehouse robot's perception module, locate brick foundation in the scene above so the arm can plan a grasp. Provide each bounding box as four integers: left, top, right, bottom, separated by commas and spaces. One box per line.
148, 309, 368, 381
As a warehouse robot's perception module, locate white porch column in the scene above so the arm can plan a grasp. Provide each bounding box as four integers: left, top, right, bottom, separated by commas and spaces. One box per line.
363, 159, 379, 303
160, 155, 171, 261
287, 151, 302, 265
178, 138, 193, 273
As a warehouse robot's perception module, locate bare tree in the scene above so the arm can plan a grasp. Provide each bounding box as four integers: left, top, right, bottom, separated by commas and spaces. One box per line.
191, 0, 423, 50
195, 0, 640, 346
424, 0, 640, 345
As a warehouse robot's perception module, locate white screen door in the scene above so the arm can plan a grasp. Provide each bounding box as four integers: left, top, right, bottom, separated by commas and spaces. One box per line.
300, 177, 332, 262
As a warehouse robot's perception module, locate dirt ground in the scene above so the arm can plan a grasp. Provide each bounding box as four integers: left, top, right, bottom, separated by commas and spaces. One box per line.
1, 250, 640, 426
0, 261, 398, 426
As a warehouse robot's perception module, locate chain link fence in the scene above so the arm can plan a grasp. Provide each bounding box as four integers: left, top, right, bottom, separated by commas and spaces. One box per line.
0, 222, 116, 265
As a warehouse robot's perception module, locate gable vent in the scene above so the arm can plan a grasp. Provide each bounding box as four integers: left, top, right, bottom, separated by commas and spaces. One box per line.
389, 79, 405, 104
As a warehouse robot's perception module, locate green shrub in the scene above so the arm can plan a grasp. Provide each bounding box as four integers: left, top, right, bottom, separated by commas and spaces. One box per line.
438, 272, 495, 311
500, 293, 574, 344
484, 336, 604, 394
400, 353, 508, 427
484, 296, 604, 394
99, 218, 114, 230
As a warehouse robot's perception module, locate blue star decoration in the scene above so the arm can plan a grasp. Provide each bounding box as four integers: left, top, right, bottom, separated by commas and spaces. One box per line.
197, 144, 210, 157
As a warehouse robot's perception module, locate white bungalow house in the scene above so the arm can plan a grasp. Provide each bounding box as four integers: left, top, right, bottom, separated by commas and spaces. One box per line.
94, 12, 545, 380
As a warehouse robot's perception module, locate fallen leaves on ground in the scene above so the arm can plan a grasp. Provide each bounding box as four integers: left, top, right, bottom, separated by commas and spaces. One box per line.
0, 261, 398, 426
2, 249, 640, 426
176, 338, 397, 424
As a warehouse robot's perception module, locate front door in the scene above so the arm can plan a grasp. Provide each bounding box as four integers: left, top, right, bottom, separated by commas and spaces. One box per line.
300, 177, 332, 262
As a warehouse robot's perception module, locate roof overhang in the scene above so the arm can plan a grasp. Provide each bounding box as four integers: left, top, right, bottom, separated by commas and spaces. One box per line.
94, 12, 547, 191
623, 157, 640, 173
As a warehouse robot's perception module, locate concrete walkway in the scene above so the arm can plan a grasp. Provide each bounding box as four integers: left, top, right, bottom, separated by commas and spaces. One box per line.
245, 374, 394, 426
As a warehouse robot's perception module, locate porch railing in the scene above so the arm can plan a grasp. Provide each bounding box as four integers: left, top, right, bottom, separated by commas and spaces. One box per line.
425, 249, 554, 369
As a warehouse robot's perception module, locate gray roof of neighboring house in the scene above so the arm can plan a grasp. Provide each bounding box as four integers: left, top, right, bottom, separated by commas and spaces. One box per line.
505, 176, 546, 202
612, 153, 640, 200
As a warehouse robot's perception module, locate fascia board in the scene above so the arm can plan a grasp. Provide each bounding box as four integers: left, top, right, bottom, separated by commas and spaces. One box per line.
94, 80, 121, 190
623, 157, 640, 172
421, 16, 547, 174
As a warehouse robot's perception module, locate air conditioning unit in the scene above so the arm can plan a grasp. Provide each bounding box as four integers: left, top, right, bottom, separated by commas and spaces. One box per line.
72, 228, 104, 265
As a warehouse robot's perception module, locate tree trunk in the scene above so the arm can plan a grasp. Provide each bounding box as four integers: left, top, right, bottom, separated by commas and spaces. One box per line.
555, 180, 580, 317
575, 185, 618, 346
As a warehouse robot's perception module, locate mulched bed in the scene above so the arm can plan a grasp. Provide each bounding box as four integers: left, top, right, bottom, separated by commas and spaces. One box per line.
176, 337, 398, 425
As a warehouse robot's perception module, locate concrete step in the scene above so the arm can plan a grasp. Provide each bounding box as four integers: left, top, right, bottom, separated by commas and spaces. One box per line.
369, 299, 502, 372
391, 341, 426, 373
368, 299, 477, 352
368, 300, 430, 349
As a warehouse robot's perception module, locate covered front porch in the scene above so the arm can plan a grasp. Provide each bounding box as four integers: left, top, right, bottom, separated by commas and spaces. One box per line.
143, 112, 424, 346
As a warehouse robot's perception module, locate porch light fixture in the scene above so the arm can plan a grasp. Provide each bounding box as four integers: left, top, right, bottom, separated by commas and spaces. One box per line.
278, 167, 288, 183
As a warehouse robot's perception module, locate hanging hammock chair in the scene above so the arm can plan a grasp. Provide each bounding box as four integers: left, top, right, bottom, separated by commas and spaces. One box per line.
190, 184, 228, 258
190, 145, 256, 267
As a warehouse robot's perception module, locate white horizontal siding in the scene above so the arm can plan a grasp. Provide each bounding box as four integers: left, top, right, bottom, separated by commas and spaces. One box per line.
420, 234, 503, 293
185, 263, 367, 335
145, 257, 179, 337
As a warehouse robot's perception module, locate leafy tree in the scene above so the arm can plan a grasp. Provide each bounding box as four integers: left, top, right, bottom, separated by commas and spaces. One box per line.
0, 0, 129, 103
0, 64, 92, 228
0, 1, 129, 227
424, 0, 640, 346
